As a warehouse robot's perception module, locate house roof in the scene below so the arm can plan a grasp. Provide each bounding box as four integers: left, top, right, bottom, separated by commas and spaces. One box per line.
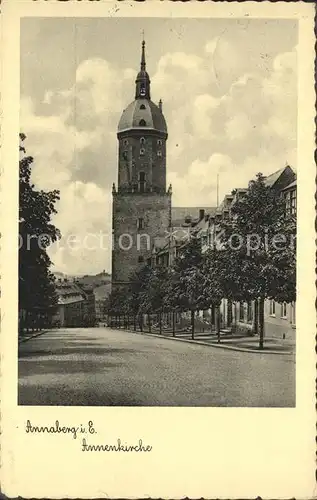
281, 179, 297, 191
171, 206, 216, 226
58, 295, 85, 306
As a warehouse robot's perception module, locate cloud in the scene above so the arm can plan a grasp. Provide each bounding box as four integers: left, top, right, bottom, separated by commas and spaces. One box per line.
21, 38, 297, 274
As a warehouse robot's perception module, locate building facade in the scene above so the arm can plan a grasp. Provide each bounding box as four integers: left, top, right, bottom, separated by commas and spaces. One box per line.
112, 41, 172, 288
151, 166, 297, 341
53, 279, 96, 328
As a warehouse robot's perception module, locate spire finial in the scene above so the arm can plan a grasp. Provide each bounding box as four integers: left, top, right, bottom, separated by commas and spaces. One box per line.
141, 33, 146, 71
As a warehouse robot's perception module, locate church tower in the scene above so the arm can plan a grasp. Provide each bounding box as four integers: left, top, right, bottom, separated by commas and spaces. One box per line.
112, 41, 172, 287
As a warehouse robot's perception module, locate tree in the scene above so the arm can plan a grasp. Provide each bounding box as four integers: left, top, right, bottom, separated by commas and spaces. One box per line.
139, 265, 167, 335
108, 286, 126, 328
19, 134, 61, 332
202, 248, 226, 342
125, 265, 153, 331
171, 237, 205, 339
219, 173, 296, 349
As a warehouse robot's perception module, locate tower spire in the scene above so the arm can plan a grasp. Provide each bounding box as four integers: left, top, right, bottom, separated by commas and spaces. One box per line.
141, 39, 146, 71
135, 38, 151, 99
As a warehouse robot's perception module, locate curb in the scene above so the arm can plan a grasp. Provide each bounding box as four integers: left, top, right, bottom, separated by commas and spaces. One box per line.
18, 330, 50, 344
118, 328, 295, 355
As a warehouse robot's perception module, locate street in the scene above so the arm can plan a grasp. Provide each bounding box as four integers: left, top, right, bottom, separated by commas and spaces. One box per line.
18, 328, 295, 407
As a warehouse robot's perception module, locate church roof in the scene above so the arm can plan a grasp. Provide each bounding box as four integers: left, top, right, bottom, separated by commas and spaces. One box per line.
118, 98, 167, 134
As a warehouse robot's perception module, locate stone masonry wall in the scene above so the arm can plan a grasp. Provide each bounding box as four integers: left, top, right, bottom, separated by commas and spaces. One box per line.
112, 192, 171, 284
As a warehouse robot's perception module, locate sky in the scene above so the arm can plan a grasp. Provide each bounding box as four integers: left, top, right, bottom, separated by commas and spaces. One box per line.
20, 17, 298, 275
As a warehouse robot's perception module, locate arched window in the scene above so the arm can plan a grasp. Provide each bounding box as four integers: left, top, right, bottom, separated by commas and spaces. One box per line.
139, 119, 146, 126
140, 148, 145, 156
140, 104, 146, 110
139, 172, 146, 193
137, 218, 145, 230
140, 137, 145, 145
123, 139, 129, 146
157, 139, 162, 146
157, 150, 162, 157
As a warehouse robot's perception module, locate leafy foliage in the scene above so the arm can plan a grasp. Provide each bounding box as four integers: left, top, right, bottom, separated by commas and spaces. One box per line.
19, 134, 61, 329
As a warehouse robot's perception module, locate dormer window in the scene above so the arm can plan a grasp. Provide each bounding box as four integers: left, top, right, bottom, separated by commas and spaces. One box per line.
139, 119, 146, 126
140, 104, 146, 110
140, 148, 145, 156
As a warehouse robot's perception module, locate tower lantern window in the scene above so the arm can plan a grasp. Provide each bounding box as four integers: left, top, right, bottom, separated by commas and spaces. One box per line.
139, 119, 146, 126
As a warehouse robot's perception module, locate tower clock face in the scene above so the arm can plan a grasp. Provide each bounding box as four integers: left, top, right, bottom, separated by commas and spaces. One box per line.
140, 87, 146, 96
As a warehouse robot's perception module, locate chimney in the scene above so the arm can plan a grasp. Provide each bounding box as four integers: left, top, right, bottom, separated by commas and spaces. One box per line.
204, 213, 210, 221
159, 99, 162, 111
199, 209, 205, 220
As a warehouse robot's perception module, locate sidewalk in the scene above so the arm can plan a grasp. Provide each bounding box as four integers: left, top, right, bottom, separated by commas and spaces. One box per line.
18, 330, 49, 344
120, 327, 295, 354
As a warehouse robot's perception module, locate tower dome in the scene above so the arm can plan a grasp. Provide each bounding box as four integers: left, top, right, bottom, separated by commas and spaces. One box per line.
117, 40, 168, 137
118, 99, 167, 135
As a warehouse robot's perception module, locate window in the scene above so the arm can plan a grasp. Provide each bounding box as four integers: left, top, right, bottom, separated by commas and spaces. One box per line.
123, 139, 129, 146
137, 218, 145, 230
157, 150, 162, 157
139, 119, 146, 126
157, 139, 162, 146
122, 150, 128, 160
281, 302, 287, 319
138, 256, 144, 263
140, 148, 145, 156
140, 104, 146, 110
139, 171, 146, 193
140, 85, 146, 97
140, 137, 145, 144
290, 189, 296, 215
269, 300, 276, 316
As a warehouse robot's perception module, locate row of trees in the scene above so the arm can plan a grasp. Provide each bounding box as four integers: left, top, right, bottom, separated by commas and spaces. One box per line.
108, 174, 296, 349
19, 134, 61, 333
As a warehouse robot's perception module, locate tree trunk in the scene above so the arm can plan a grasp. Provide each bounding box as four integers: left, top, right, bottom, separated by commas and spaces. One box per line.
227, 299, 232, 328
191, 309, 195, 340
159, 312, 162, 335
148, 313, 151, 333
139, 314, 143, 332
133, 315, 136, 331
172, 311, 175, 337
259, 297, 265, 349
216, 305, 221, 343
253, 299, 258, 336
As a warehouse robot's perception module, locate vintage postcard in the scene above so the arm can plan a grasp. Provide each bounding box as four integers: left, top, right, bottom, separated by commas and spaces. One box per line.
1, 0, 315, 498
